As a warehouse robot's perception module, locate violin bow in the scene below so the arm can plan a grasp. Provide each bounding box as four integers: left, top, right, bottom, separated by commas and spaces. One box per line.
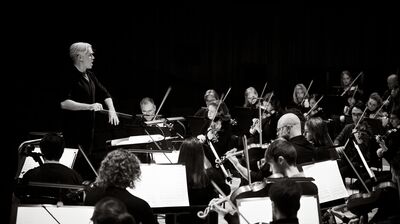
373, 95, 391, 119
259, 81, 268, 102
243, 135, 252, 185
305, 95, 324, 118
300, 80, 313, 106
340, 71, 363, 97
99, 109, 133, 119
208, 141, 232, 182
210, 180, 251, 224
153, 86, 172, 121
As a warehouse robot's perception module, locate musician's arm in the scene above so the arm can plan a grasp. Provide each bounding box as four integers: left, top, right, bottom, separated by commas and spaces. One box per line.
60, 99, 103, 111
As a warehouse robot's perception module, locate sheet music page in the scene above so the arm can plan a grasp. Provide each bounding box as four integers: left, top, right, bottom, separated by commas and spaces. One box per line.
152, 150, 180, 163
17, 205, 94, 224
237, 196, 320, 224
302, 160, 348, 203
127, 164, 189, 208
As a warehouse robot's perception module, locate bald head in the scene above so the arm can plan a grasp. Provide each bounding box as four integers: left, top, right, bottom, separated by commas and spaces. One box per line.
387, 74, 399, 90
277, 113, 302, 138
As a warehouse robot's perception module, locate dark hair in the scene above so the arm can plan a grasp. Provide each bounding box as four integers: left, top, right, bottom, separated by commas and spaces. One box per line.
269, 179, 302, 219
352, 100, 365, 112
264, 92, 281, 111
178, 138, 208, 188
39, 133, 65, 161
91, 197, 136, 224
305, 117, 333, 147
391, 107, 400, 119
265, 139, 297, 165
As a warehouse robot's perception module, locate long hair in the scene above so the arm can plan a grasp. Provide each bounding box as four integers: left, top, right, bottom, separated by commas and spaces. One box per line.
243, 86, 258, 107
305, 117, 333, 147
178, 138, 208, 189
292, 84, 308, 105
95, 150, 141, 189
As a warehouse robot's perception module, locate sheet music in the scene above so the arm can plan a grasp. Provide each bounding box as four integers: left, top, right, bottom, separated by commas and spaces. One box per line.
111, 134, 164, 146
18, 147, 78, 178
16, 205, 94, 224
152, 150, 180, 163
302, 160, 348, 203
127, 164, 189, 208
237, 196, 320, 224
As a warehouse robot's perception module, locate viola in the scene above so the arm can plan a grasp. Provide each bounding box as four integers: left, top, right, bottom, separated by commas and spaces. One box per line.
230, 181, 269, 204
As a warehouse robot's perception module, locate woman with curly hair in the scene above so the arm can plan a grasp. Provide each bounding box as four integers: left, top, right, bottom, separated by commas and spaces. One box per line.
84, 149, 158, 224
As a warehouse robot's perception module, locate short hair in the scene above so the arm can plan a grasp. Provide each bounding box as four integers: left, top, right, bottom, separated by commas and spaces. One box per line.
39, 133, 65, 161
368, 92, 383, 107
265, 139, 297, 165
69, 42, 92, 62
352, 100, 365, 112
95, 150, 141, 189
140, 97, 155, 108
269, 179, 302, 218
91, 197, 136, 224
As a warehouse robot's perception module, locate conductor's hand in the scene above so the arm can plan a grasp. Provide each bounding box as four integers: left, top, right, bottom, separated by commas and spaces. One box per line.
108, 110, 120, 126
89, 103, 103, 111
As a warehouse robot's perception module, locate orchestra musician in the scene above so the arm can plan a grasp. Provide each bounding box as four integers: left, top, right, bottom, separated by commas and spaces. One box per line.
286, 83, 310, 113
383, 74, 400, 113
194, 89, 230, 118
339, 70, 364, 117
365, 92, 384, 119
243, 86, 259, 109
197, 101, 236, 168
376, 107, 400, 163
304, 93, 326, 120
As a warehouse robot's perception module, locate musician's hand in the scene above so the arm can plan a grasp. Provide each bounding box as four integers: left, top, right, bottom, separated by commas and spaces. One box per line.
197, 134, 206, 143
89, 103, 103, 111
257, 158, 266, 169
108, 110, 120, 125
336, 146, 345, 154
376, 148, 385, 158
208, 198, 232, 216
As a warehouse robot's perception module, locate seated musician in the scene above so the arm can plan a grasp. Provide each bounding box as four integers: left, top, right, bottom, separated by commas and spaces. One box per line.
194, 89, 230, 118
172, 138, 230, 224
18, 133, 83, 204
85, 150, 158, 224
304, 117, 339, 162
213, 139, 317, 224
197, 101, 236, 166
286, 83, 310, 114
243, 86, 259, 109
305, 93, 326, 120
365, 92, 383, 119
248, 92, 282, 144
382, 74, 400, 113
376, 107, 400, 164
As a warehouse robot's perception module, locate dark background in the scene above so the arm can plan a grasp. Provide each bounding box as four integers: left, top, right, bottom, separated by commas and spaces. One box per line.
11, 5, 400, 144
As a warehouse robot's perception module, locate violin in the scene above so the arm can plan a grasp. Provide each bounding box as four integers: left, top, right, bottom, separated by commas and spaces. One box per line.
230, 180, 269, 204
207, 119, 222, 143
347, 181, 398, 216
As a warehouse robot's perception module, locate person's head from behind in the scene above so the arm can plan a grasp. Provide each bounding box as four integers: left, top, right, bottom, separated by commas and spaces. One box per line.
269, 179, 302, 220
204, 89, 219, 106
244, 86, 258, 107
69, 42, 94, 70
341, 70, 352, 87
265, 139, 297, 176
178, 137, 208, 187
91, 197, 136, 224
95, 150, 141, 189
40, 133, 65, 161
277, 113, 302, 139
366, 92, 382, 112
387, 74, 399, 90
293, 84, 307, 105
140, 97, 156, 121
351, 101, 365, 124
304, 117, 333, 146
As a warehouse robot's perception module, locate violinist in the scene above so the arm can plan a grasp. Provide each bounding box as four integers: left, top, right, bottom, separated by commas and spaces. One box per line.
304, 117, 339, 162
194, 89, 230, 118
304, 93, 326, 120
248, 92, 282, 144
197, 101, 236, 167
286, 83, 310, 114
382, 74, 400, 113
339, 70, 364, 117
243, 86, 259, 109
376, 107, 400, 163
365, 92, 383, 119
212, 139, 318, 224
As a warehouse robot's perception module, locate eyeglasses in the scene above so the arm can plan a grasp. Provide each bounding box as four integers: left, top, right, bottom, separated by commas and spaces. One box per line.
277, 125, 293, 133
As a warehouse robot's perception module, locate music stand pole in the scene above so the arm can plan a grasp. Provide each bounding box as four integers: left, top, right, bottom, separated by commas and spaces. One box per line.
77, 145, 98, 177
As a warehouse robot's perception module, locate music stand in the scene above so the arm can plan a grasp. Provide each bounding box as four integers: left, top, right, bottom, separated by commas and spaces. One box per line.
231, 107, 258, 136
185, 116, 207, 137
